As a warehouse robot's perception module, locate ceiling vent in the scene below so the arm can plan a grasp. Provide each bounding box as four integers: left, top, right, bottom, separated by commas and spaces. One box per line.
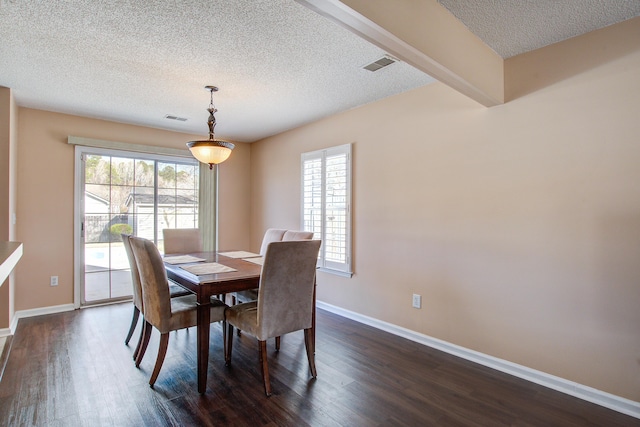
164, 114, 188, 122
363, 56, 396, 72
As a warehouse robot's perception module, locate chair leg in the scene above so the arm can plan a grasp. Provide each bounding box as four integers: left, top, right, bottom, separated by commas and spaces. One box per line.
133, 317, 145, 361
275, 336, 281, 351
135, 320, 152, 367
149, 333, 169, 387
230, 295, 243, 336
125, 306, 140, 345
259, 340, 272, 396
225, 323, 233, 366
304, 328, 317, 378
222, 321, 227, 363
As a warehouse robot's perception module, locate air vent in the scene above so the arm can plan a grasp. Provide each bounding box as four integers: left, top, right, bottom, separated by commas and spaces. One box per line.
363, 56, 396, 72
164, 114, 188, 122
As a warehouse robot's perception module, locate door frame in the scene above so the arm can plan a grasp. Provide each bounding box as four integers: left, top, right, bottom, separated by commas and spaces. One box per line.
73, 145, 199, 308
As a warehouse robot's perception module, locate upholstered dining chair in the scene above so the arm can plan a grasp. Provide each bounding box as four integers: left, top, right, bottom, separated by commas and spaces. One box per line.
275, 230, 314, 350
235, 229, 314, 304
224, 239, 321, 396
282, 230, 314, 242
162, 227, 228, 303
121, 234, 189, 363
233, 228, 286, 305
234, 229, 316, 348
129, 235, 227, 386
259, 228, 287, 256
162, 228, 203, 255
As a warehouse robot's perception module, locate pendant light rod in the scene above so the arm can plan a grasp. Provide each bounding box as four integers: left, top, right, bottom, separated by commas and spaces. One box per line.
187, 85, 235, 169
205, 86, 218, 140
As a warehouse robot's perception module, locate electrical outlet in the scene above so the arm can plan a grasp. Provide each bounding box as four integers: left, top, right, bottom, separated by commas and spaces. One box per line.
412, 294, 421, 309
50, 276, 58, 287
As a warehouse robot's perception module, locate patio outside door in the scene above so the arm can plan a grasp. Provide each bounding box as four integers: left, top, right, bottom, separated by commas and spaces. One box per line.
78, 148, 199, 306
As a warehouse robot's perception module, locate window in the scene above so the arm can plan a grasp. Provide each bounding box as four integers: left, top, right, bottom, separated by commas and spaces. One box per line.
74, 144, 210, 307
301, 143, 352, 277
72, 137, 219, 308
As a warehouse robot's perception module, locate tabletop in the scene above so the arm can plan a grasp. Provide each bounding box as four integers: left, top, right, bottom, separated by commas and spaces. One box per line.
164, 251, 262, 298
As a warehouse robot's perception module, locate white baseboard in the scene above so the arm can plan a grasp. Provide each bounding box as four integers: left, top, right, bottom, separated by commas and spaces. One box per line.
10, 303, 76, 334
316, 300, 640, 419
0, 328, 11, 338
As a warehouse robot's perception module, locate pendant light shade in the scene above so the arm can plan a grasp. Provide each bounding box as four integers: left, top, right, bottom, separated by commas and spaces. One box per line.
187, 86, 235, 169
187, 140, 234, 166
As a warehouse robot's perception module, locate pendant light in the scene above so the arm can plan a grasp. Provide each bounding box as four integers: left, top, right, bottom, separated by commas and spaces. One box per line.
187, 86, 235, 169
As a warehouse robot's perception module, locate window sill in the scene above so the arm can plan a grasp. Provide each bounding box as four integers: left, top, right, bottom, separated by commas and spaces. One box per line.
317, 267, 353, 278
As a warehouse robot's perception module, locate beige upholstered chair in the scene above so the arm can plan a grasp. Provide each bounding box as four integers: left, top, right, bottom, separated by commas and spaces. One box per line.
235, 229, 315, 305
258, 228, 287, 256
225, 239, 321, 396
121, 234, 189, 362
282, 230, 314, 241
161, 227, 226, 303
162, 228, 203, 255
274, 230, 315, 349
234, 229, 317, 347
233, 228, 287, 305
129, 236, 227, 386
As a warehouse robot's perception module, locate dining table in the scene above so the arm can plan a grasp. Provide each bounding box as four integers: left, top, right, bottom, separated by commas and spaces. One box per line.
163, 250, 317, 394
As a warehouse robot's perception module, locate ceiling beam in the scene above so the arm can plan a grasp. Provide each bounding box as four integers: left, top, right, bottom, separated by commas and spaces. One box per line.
297, 0, 504, 107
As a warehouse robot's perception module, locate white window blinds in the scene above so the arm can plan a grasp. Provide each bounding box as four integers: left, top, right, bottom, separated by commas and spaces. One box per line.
301, 143, 352, 276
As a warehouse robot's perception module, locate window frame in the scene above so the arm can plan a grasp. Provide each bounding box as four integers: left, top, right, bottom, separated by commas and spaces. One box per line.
73, 144, 213, 308
301, 143, 353, 277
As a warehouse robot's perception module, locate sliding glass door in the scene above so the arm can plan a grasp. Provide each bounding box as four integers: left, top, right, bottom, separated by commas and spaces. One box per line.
77, 147, 199, 306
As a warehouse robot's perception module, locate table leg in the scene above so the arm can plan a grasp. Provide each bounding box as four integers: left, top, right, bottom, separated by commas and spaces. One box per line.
197, 299, 211, 394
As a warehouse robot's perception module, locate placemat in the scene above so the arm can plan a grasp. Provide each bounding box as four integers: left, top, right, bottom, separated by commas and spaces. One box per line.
180, 262, 237, 275
163, 255, 207, 264
243, 257, 264, 266
219, 250, 261, 259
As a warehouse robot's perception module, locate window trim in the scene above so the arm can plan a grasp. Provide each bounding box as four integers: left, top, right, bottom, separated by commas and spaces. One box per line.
68, 136, 191, 158
301, 143, 353, 277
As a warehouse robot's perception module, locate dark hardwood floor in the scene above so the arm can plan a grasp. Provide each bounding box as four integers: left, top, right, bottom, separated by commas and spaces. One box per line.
0, 303, 637, 426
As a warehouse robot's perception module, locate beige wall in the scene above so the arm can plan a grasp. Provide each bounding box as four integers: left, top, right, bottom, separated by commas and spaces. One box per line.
0, 88, 11, 242
250, 21, 640, 401
0, 87, 18, 329
218, 141, 251, 251
0, 87, 13, 328
14, 109, 251, 312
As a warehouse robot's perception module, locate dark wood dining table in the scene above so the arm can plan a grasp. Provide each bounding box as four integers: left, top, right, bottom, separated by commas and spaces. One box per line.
164, 251, 262, 393
164, 250, 317, 394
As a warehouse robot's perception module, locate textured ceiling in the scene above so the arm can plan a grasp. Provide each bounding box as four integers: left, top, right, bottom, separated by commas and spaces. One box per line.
0, 0, 432, 142
438, 0, 640, 58
0, 1, 638, 143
